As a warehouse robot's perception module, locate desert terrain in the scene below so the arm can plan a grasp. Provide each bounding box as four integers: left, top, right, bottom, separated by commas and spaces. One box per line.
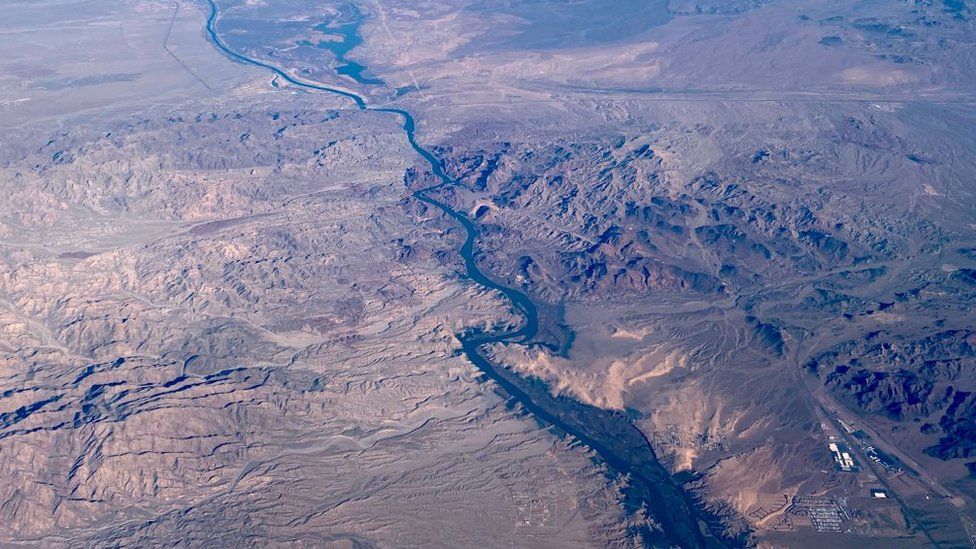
1, 0, 974, 547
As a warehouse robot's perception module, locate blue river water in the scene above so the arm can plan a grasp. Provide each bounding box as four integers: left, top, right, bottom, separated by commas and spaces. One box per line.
203, 2, 739, 546
305, 4, 384, 86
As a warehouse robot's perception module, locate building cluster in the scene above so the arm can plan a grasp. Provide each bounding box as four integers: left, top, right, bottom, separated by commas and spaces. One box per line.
652, 424, 728, 453
828, 441, 857, 472
789, 496, 850, 533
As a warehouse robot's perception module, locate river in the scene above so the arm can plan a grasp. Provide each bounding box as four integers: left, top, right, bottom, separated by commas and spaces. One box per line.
203, 2, 739, 546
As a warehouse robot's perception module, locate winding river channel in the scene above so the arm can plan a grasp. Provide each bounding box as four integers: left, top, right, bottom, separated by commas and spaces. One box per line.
204, 2, 738, 546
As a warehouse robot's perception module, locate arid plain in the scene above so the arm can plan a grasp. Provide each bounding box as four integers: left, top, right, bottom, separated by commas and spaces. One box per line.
1, 0, 975, 547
